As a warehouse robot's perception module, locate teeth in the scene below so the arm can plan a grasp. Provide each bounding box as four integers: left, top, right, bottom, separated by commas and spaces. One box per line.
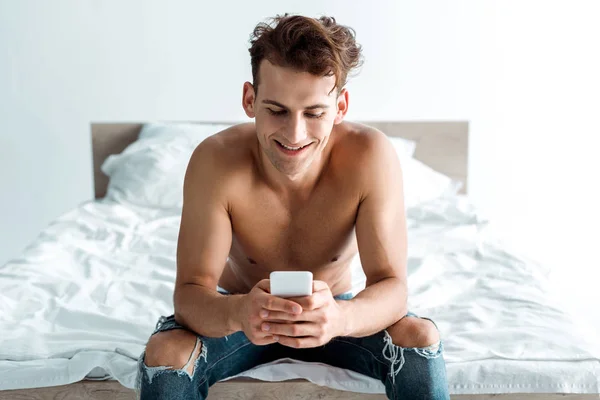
280, 142, 306, 151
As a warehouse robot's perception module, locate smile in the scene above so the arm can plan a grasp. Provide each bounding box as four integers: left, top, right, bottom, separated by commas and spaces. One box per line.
275, 140, 313, 155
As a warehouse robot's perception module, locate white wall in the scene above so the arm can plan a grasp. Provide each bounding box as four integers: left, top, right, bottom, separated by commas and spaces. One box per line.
0, 0, 478, 265
477, 1, 600, 318
1, 0, 599, 299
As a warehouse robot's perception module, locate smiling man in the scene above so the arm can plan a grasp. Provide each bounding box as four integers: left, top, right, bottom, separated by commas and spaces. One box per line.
136, 14, 450, 400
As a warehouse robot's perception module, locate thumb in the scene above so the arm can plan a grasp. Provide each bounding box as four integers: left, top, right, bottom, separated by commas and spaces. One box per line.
256, 279, 271, 293
313, 280, 329, 292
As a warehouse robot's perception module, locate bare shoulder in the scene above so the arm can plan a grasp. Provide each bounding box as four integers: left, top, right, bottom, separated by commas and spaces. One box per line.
188, 123, 255, 173
185, 123, 256, 198
332, 121, 399, 175
190, 122, 254, 163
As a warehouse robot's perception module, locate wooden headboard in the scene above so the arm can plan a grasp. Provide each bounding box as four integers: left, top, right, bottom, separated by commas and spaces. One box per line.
91, 121, 469, 198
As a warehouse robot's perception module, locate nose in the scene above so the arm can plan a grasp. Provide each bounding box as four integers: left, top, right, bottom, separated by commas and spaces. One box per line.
283, 114, 308, 146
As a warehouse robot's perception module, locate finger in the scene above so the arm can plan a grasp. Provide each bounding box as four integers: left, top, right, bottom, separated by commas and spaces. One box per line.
286, 295, 312, 309
312, 280, 330, 292
253, 328, 282, 344
261, 322, 321, 337
276, 335, 323, 349
256, 279, 271, 293
290, 290, 328, 311
260, 309, 320, 322
262, 295, 302, 314
252, 334, 280, 346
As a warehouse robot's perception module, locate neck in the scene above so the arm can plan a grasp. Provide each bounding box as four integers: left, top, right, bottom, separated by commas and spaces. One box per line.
258, 138, 333, 201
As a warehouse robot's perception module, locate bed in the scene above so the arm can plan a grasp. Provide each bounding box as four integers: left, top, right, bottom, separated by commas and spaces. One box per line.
1, 121, 598, 399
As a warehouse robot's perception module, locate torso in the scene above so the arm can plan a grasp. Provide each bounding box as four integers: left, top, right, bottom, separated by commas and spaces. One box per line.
215, 122, 366, 296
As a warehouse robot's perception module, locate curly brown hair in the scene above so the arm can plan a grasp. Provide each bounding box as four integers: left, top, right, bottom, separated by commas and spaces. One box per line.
249, 14, 363, 95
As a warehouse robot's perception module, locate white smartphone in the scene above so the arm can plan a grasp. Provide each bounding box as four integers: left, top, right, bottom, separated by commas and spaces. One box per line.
269, 271, 313, 298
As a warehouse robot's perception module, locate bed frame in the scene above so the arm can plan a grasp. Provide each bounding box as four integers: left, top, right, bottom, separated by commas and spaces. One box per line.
3, 121, 597, 399
90, 121, 469, 199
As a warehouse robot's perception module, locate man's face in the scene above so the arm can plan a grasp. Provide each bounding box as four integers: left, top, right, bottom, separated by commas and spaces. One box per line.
243, 60, 347, 179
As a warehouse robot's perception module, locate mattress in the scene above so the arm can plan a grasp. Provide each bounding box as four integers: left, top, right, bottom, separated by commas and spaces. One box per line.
1, 195, 598, 394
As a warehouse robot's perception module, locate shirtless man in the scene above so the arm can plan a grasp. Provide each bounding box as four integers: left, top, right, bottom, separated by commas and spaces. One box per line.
136, 15, 450, 400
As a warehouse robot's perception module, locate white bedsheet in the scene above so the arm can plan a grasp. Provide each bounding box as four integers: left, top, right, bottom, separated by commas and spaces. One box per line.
1, 196, 598, 394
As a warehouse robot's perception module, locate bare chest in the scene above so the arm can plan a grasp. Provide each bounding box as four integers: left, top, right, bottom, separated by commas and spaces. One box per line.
229, 184, 359, 272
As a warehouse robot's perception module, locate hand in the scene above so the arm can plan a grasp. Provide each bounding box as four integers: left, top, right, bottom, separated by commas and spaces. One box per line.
259, 280, 346, 348
237, 279, 303, 346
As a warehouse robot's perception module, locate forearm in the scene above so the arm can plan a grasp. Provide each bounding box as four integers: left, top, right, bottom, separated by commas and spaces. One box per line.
339, 277, 407, 338
174, 283, 244, 337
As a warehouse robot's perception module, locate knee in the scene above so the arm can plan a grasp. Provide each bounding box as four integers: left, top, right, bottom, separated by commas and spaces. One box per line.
144, 329, 202, 374
386, 316, 440, 348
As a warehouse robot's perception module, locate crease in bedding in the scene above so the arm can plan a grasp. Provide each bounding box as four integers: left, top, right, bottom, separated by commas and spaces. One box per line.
1, 196, 599, 393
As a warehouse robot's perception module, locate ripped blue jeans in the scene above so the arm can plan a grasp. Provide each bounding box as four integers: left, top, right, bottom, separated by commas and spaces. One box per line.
136, 291, 450, 399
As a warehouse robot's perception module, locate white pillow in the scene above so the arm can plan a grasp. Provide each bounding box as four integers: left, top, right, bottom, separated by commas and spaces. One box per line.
385, 135, 461, 207
400, 156, 463, 208
101, 122, 232, 209
388, 136, 417, 160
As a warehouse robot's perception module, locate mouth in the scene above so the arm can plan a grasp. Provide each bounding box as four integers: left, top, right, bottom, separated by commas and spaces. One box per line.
274, 140, 313, 156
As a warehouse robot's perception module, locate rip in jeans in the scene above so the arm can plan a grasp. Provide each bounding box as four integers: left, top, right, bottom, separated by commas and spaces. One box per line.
134, 336, 208, 399
381, 322, 443, 385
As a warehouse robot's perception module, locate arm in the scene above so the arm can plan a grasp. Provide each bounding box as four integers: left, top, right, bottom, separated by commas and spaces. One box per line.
173, 136, 303, 341
339, 130, 408, 338
173, 138, 241, 338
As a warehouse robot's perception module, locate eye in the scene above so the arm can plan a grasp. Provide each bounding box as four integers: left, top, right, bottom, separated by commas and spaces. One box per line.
267, 109, 286, 116
267, 108, 324, 119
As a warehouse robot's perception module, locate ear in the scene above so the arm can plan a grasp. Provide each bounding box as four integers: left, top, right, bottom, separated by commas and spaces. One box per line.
242, 81, 256, 118
333, 88, 349, 124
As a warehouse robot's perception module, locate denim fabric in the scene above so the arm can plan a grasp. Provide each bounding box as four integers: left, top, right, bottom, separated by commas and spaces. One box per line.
136, 291, 450, 399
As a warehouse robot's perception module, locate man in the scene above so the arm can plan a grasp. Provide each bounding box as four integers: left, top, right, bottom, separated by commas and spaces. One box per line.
136, 14, 450, 399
